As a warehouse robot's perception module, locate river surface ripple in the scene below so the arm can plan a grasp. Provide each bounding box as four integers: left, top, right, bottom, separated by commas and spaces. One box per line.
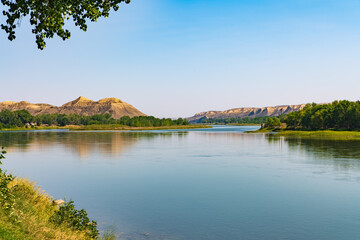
1, 126, 360, 240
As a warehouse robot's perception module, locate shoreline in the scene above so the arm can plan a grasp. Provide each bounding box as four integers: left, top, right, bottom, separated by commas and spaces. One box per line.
276, 130, 360, 140
0, 124, 212, 132
246, 128, 360, 140
200, 123, 261, 126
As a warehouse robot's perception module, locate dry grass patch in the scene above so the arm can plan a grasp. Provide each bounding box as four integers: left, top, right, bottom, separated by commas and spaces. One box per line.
0, 178, 89, 240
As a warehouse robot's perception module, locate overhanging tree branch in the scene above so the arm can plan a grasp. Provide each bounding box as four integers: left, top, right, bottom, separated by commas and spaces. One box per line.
1, 0, 130, 49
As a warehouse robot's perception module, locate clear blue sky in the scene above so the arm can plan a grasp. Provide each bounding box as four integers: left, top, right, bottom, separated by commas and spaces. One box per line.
1, 0, 360, 118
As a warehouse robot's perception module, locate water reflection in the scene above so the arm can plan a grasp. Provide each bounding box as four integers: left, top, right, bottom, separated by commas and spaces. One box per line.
267, 135, 360, 170
0, 131, 188, 158
1, 128, 360, 240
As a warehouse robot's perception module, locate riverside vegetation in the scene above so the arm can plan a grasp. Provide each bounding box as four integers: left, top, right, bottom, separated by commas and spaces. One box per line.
196, 116, 268, 125
0, 149, 113, 240
0, 109, 194, 130
257, 100, 360, 139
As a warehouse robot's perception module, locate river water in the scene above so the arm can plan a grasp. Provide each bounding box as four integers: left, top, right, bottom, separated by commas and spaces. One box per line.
1, 126, 360, 239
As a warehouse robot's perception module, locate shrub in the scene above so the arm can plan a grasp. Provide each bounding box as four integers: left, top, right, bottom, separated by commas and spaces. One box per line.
265, 117, 281, 128
0, 148, 20, 223
49, 200, 99, 238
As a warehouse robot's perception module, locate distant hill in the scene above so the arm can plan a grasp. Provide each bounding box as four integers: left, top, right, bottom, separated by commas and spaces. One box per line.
0, 96, 146, 118
187, 104, 306, 123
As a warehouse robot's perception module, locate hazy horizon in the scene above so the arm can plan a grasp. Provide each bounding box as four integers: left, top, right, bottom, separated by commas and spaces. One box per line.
2, 0, 360, 118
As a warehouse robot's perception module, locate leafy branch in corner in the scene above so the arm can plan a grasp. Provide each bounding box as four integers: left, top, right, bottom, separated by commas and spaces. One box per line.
1, 0, 131, 49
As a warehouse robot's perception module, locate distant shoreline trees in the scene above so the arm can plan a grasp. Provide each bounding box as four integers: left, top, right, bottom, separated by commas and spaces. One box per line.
283, 100, 360, 130
264, 117, 281, 128
0, 110, 189, 129
198, 100, 360, 131
197, 116, 270, 125
261, 100, 359, 130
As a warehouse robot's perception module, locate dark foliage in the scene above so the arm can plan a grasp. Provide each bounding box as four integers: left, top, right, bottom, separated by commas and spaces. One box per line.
0, 110, 190, 128
197, 116, 269, 125
284, 100, 360, 130
50, 200, 99, 238
1, 0, 130, 49
264, 117, 281, 128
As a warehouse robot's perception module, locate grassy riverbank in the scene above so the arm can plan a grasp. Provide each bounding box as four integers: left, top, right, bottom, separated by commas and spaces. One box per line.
0, 148, 112, 240
247, 128, 360, 140
0, 126, 64, 131
0, 124, 211, 131
0, 177, 108, 240
276, 130, 360, 140
245, 128, 275, 133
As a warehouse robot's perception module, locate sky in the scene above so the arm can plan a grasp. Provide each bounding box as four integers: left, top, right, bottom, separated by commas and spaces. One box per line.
1, 0, 360, 118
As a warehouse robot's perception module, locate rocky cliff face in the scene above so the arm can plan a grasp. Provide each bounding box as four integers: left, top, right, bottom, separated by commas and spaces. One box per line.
187, 104, 306, 123
0, 97, 146, 118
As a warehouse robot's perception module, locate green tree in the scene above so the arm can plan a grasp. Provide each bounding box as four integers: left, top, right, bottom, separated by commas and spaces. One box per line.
0, 110, 16, 128
265, 117, 281, 128
284, 111, 301, 129
281, 100, 360, 130
15, 109, 34, 125
1, 0, 131, 49
56, 114, 70, 126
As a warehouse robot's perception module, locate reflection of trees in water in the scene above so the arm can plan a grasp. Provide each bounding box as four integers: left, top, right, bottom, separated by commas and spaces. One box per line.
267, 135, 360, 170
0, 131, 188, 158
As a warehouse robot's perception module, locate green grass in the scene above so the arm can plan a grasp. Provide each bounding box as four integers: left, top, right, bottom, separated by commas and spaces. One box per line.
0, 177, 116, 240
0, 224, 23, 240
0, 126, 64, 131
276, 130, 360, 140
0, 178, 89, 240
245, 128, 275, 133
246, 128, 360, 140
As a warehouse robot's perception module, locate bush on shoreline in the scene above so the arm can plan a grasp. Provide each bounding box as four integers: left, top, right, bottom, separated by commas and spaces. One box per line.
0, 149, 109, 239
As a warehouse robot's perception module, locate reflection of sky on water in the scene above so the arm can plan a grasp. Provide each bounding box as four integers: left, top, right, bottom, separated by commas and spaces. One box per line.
0, 126, 260, 159
0, 130, 189, 159
267, 135, 360, 168
266, 135, 360, 184
1, 126, 360, 240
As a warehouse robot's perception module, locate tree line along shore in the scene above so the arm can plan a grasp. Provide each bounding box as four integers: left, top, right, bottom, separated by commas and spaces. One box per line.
255, 100, 360, 140
1, 100, 360, 239
0, 110, 213, 130
195, 116, 268, 125
1, 99, 360, 135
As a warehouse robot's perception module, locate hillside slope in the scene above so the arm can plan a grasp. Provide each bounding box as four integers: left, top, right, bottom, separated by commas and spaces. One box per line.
188, 104, 305, 123
0, 97, 146, 118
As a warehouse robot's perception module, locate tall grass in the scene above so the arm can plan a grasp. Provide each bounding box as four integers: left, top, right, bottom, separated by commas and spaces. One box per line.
0, 150, 116, 239
276, 130, 360, 140
0, 178, 89, 239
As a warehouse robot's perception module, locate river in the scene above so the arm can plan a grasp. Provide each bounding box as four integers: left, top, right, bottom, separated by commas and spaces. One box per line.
1, 125, 359, 239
